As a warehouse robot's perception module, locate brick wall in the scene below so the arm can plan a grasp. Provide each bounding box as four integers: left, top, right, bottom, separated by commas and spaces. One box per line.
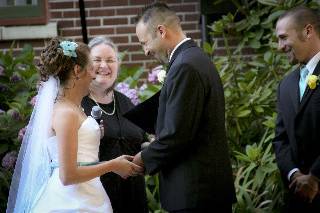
0, 0, 201, 70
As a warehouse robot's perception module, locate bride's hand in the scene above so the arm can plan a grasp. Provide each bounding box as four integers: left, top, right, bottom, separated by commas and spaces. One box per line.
111, 155, 144, 179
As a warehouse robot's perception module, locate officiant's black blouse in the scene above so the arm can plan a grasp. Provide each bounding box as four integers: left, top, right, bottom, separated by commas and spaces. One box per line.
81, 91, 148, 213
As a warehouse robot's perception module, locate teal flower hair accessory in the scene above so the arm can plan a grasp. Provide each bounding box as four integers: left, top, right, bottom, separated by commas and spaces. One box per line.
59, 41, 78, 57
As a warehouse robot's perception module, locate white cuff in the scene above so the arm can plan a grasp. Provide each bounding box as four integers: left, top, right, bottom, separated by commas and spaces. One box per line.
288, 168, 300, 181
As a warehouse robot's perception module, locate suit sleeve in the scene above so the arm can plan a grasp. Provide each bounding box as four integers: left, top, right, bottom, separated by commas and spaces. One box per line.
141, 64, 204, 175
272, 83, 297, 184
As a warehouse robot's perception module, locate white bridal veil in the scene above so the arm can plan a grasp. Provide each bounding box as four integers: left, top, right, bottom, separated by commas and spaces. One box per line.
6, 76, 59, 213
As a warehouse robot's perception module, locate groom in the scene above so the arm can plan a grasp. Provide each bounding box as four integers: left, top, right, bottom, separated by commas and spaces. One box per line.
132, 2, 236, 213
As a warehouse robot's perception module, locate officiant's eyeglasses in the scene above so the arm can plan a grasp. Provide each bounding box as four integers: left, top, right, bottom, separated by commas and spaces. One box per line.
92, 58, 117, 65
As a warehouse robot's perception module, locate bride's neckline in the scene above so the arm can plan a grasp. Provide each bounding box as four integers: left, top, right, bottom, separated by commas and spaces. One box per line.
49, 117, 93, 139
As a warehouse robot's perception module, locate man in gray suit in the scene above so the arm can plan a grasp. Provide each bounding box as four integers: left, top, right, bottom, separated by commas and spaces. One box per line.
133, 2, 236, 213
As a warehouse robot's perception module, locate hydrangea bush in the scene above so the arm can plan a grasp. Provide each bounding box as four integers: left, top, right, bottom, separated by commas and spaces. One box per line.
0, 44, 38, 210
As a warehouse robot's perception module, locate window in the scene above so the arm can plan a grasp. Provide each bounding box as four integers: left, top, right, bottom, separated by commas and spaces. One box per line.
0, 0, 48, 26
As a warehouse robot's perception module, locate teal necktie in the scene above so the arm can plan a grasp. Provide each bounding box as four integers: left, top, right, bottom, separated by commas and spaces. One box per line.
299, 66, 309, 101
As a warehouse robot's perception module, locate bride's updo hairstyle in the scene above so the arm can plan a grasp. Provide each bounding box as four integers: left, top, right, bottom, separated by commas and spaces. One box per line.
39, 38, 90, 84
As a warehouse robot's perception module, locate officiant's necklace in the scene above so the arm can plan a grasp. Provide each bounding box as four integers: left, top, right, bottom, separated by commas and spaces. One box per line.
90, 92, 116, 116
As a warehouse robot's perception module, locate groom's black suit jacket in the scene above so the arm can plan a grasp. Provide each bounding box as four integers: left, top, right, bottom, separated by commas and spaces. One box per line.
273, 61, 320, 185
141, 40, 236, 211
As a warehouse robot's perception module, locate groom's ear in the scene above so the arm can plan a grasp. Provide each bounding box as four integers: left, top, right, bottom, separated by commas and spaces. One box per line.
157, 25, 166, 38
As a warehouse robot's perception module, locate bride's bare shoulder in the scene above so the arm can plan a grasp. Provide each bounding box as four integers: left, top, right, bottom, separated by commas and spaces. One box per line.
52, 102, 80, 129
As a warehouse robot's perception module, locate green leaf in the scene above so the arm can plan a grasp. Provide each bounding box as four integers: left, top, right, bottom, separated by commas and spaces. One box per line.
203, 42, 212, 55
237, 110, 251, 118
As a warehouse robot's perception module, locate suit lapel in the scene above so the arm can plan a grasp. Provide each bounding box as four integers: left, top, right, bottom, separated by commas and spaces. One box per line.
298, 61, 320, 114
290, 69, 300, 114
167, 40, 196, 72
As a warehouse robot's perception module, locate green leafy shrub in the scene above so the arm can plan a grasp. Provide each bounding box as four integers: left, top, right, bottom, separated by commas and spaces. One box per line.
0, 44, 38, 210
205, 0, 320, 212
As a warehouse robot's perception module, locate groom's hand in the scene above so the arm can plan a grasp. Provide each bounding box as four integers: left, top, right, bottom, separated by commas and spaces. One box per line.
133, 152, 145, 175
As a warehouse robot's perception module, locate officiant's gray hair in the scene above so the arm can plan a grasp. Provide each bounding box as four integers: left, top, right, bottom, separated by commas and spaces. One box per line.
88, 36, 120, 60
136, 2, 181, 37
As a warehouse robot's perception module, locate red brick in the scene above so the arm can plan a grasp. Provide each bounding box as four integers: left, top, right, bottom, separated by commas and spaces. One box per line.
241, 47, 255, 55
76, 19, 101, 27
185, 14, 199, 21
75, 38, 85, 42
171, 4, 196, 13
118, 44, 141, 52
50, 2, 74, 9
131, 36, 139, 43
217, 38, 240, 47
116, 26, 136, 34
89, 28, 115, 35
121, 62, 143, 68
89, 9, 115, 16
61, 29, 82, 37
132, 53, 151, 60
18, 40, 45, 48
214, 48, 227, 56
116, 7, 141, 15
181, 23, 198, 30
63, 11, 82, 18
128, 0, 145, 4
84, 1, 102, 8
102, 0, 128, 7
103, 18, 128, 25
109, 36, 129, 43
186, 31, 201, 39
0, 41, 16, 49
58, 20, 74, 28
50, 11, 62, 19
146, 62, 161, 69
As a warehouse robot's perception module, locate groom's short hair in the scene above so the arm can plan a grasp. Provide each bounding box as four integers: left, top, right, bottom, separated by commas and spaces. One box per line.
136, 2, 181, 37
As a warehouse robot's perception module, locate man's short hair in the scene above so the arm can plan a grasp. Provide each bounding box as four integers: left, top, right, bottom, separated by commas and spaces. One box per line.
278, 6, 320, 36
136, 2, 180, 36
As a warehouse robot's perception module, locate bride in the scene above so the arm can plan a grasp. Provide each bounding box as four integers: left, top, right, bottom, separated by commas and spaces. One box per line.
6, 38, 143, 213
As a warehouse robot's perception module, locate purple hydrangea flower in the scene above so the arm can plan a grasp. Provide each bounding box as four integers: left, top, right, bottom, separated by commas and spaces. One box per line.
116, 82, 140, 105
2, 151, 17, 170
10, 74, 21, 82
139, 83, 147, 92
0, 65, 4, 76
148, 70, 159, 84
8, 110, 21, 121
18, 126, 27, 142
116, 82, 130, 92
0, 109, 4, 114
148, 65, 164, 84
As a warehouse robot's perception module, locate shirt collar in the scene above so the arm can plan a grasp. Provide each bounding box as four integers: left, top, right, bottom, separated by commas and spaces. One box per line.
305, 51, 320, 75
169, 38, 191, 62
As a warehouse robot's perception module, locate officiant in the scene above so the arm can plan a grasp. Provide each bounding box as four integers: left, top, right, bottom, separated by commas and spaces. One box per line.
81, 36, 148, 213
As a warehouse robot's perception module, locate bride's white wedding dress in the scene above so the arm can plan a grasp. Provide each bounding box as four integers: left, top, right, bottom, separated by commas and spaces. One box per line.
31, 117, 113, 213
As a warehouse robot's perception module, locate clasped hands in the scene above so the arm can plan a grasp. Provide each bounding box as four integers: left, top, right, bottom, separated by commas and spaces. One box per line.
289, 171, 320, 203
113, 152, 145, 179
